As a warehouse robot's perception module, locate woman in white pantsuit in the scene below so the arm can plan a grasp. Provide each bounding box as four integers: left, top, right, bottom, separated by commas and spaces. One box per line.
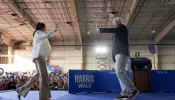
15, 22, 58, 100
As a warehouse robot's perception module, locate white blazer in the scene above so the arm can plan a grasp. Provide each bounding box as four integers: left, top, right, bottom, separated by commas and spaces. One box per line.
32, 29, 57, 61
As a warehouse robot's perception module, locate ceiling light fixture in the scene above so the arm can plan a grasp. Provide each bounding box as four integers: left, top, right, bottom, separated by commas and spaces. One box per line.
19, 23, 24, 26
95, 46, 108, 54
66, 22, 72, 26
44, 1, 52, 3
11, 13, 18, 16
89, 21, 93, 23
19, 23, 26, 26
152, 26, 155, 33
110, 11, 118, 15
19, 1, 24, 3
66, 22, 71, 24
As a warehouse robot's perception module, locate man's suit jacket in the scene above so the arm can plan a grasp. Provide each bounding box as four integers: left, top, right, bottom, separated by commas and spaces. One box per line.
99, 24, 130, 62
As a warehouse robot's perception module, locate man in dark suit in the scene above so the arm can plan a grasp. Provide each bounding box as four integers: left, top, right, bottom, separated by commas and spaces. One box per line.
96, 17, 139, 99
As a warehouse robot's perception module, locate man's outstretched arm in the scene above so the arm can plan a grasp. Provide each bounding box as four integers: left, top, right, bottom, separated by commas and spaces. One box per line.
99, 28, 117, 33
96, 23, 118, 33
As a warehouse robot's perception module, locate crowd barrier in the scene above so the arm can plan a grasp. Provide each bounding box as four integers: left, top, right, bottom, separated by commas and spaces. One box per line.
69, 70, 175, 94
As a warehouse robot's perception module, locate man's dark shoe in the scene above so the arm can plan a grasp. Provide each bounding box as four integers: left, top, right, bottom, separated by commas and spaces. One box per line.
114, 95, 129, 99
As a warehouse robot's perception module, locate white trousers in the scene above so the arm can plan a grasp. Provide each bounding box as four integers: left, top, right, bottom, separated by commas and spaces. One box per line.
16, 57, 51, 100
115, 54, 136, 96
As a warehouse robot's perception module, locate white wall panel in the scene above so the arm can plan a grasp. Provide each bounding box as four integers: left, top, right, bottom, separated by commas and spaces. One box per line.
83, 40, 157, 70
84, 46, 155, 70
159, 64, 175, 70
158, 47, 175, 69
13, 41, 82, 73
16, 39, 175, 72
158, 39, 175, 70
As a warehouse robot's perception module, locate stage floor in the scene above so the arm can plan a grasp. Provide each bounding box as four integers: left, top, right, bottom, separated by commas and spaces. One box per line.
0, 90, 175, 100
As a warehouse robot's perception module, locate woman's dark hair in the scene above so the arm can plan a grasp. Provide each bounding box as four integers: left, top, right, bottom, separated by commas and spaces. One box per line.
33, 22, 45, 37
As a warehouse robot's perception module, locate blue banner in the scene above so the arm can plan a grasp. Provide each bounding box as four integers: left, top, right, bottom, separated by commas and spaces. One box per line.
150, 70, 175, 92
68, 70, 99, 93
68, 70, 130, 93
69, 70, 175, 94
98, 70, 121, 92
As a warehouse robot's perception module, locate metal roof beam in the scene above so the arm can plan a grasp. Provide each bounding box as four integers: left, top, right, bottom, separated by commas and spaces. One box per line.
8, 0, 36, 29
153, 7, 175, 43
0, 32, 13, 45
125, 0, 139, 25
70, 0, 82, 45
154, 20, 175, 43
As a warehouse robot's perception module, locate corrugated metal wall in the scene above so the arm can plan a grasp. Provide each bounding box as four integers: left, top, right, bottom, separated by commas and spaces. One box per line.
14, 39, 175, 72
13, 41, 82, 73
158, 39, 175, 70
83, 45, 157, 70
83, 40, 158, 70
0, 45, 8, 64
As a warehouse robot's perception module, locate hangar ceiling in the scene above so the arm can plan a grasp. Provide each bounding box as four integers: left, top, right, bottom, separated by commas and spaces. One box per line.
0, 0, 174, 45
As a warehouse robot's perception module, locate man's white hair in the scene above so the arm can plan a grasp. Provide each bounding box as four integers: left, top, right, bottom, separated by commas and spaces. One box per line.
113, 17, 123, 24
